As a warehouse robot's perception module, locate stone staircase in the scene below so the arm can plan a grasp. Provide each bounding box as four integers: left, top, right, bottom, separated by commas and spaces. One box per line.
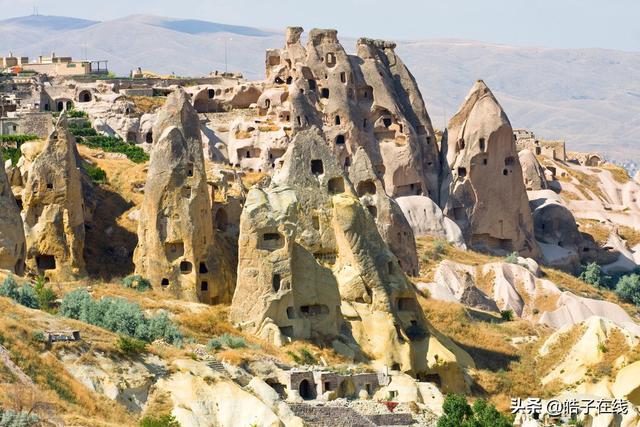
208, 360, 227, 375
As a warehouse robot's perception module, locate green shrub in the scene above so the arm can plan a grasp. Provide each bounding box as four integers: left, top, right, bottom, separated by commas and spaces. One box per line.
579, 262, 610, 288
68, 120, 92, 129
70, 127, 99, 137
422, 239, 448, 262
117, 335, 147, 354
0, 275, 39, 309
0, 274, 20, 300
218, 333, 247, 349
0, 408, 40, 427
60, 289, 183, 344
616, 274, 640, 305
287, 348, 318, 365
32, 330, 46, 342
77, 135, 149, 163
16, 283, 39, 309
33, 275, 58, 311
0, 134, 38, 144
437, 394, 512, 427
122, 275, 151, 291
85, 164, 107, 184
66, 109, 88, 118
140, 414, 180, 427
500, 309, 514, 322
505, 252, 519, 264
207, 338, 222, 351
1, 147, 21, 165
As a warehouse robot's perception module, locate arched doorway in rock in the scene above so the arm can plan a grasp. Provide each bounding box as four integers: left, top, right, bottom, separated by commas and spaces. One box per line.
299, 379, 314, 400
79, 90, 92, 103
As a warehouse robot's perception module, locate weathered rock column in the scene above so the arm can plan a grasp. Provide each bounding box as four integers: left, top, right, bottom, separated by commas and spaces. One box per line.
22, 115, 86, 280
134, 89, 231, 303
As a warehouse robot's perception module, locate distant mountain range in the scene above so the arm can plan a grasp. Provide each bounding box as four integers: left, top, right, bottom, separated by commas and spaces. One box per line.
1, 14, 639, 164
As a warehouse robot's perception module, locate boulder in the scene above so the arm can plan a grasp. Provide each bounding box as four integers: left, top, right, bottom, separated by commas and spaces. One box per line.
396, 195, 466, 248
519, 149, 547, 190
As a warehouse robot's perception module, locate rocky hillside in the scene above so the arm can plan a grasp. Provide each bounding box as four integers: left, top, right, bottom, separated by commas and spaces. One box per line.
1, 24, 640, 427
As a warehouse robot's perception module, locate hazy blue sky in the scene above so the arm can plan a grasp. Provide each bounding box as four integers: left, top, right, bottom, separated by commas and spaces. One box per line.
2, 0, 639, 51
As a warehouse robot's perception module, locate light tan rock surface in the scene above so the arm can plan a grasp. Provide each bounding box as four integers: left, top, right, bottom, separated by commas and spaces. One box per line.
0, 154, 26, 274
519, 148, 548, 191
441, 80, 539, 258
230, 128, 473, 392
147, 359, 286, 427
134, 89, 234, 303
21, 115, 86, 281
540, 317, 639, 387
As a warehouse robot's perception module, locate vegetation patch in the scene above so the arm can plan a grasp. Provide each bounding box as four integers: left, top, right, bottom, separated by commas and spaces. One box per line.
60, 288, 183, 344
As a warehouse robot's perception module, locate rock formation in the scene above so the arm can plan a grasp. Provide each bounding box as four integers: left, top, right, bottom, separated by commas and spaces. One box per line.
21, 115, 86, 281
0, 156, 26, 274
263, 28, 440, 200
519, 148, 548, 191
223, 27, 446, 273
230, 128, 473, 392
134, 89, 233, 303
440, 80, 540, 258
348, 147, 419, 275
528, 189, 585, 272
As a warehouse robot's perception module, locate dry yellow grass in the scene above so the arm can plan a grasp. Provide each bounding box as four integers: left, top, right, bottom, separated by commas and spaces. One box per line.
242, 171, 268, 187
601, 164, 631, 184
126, 96, 166, 114
577, 219, 611, 246
619, 225, 640, 248
564, 168, 607, 201
258, 124, 281, 132
0, 298, 136, 426
235, 130, 253, 139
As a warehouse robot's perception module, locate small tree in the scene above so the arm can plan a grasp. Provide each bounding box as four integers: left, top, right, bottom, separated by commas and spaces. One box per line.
579, 262, 609, 288
616, 274, 640, 305
0, 274, 20, 300
438, 394, 512, 427
16, 284, 39, 309
505, 252, 519, 264
438, 394, 473, 427
117, 335, 147, 355
500, 309, 514, 322
140, 414, 180, 427
33, 276, 57, 312
122, 275, 151, 292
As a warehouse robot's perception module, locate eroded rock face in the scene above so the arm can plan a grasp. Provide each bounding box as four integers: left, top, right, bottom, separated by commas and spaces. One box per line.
264, 28, 440, 201
348, 147, 419, 275
254, 27, 444, 273
441, 81, 539, 258
134, 89, 233, 303
519, 149, 548, 191
0, 157, 25, 274
231, 129, 473, 392
21, 116, 86, 280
